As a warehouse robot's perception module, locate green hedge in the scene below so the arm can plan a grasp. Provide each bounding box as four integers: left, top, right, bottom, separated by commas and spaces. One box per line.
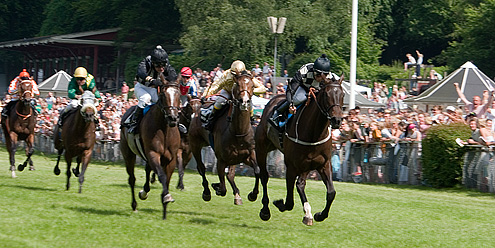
421, 123, 471, 188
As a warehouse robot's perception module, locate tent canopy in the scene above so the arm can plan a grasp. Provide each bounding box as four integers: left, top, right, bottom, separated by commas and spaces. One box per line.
404, 62, 495, 105
38, 70, 71, 97
342, 81, 385, 108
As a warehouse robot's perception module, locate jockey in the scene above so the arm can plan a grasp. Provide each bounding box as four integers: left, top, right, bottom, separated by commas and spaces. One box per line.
128, 45, 177, 133
268, 54, 338, 130
1, 69, 39, 118
58, 67, 101, 127
203, 60, 266, 130
179, 67, 198, 107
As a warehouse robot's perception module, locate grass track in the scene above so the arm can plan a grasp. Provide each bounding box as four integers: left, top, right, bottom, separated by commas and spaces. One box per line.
1, 146, 495, 247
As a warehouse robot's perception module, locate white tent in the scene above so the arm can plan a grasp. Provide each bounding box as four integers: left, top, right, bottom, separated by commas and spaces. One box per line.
342, 81, 385, 108
38, 70, 72, 97
404, 62, 495, 105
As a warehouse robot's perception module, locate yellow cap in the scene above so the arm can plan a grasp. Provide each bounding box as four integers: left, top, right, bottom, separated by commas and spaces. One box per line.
74, 67, 88, 78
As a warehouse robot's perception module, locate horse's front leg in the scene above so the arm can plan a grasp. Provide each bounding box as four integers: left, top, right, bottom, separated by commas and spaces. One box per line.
148, 152, 173, 220
212, 160, 228, 197
176, 148, 185, 190
139, 163, 151, 200
77, 150, 92, 193
64, 154, 72, 191
273, 167, 296, 212
314, 162, 336, 222
295, 171, 312, 226
6, 133, 18, 178
247, 150, 260, 202
226, 164, 242, 205
192, 145, 211, 201
22, 134, 35, 171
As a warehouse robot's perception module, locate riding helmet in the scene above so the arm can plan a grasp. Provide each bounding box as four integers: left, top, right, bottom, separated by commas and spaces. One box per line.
181, 67, 193, 77
151, 45, 169, 64
230, 60, 246, 74
313, 54, 331, 74
74, 67, 88, 78
19, 69, 30, 79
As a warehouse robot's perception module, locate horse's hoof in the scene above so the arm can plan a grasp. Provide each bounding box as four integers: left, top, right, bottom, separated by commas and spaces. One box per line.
247, 192, 258, 202
259, 209, 271, 221
302, 216, 314, 226
211, 183, 220, 191
163, 194, 175, 203
11, 171, 17, 178
18, 164, 25, 171
72, 168, 80, 177
314, 212, 327, 222
29, 166, 35, 171
234, 197, 243, 205
202, 193, 211, 202
138, 190, 149, 200
273, 199, 286, 212
176, 185, 185, 191
54, 167, 61, 175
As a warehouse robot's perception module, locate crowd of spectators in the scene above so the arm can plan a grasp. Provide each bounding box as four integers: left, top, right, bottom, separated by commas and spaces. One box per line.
2, 61, 493, 148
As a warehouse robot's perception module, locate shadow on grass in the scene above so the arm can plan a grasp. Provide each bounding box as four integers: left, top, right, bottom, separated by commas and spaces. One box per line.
67, 206, 128, 216
5, 184, 57, 191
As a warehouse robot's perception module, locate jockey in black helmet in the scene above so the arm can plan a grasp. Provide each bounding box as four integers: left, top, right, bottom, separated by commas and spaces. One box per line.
268, 54, 338, 130
128, 45, 177, 134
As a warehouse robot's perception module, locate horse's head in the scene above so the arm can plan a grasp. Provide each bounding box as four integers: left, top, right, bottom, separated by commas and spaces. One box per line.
320, 74, 345, 129
19, 80, 34, 104
79, 91, 97, 123
231, 71, 254, 111
158, 75, 181, 127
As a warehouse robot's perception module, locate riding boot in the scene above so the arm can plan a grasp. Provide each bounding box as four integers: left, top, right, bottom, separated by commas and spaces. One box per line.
268, 101, 289, 131
1, 101, 16, 118
128, 107, 143, 134
30, 99, 38, 115
58, 106, 72, 128
205, 108, 218, 131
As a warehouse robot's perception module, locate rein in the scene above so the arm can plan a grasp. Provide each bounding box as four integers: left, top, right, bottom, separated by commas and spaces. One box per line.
285, 83, 340, 146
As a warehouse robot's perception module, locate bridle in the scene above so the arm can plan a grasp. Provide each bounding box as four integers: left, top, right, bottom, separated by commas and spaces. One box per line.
306, 83, 342, 120
158, 83, 181, 121
231, 74, 254, 111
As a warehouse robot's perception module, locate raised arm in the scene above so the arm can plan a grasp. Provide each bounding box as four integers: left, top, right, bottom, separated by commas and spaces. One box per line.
453, 82, 471, 105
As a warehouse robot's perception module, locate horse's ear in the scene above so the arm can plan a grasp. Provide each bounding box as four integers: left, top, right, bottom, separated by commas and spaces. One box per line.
339, 73, 345, 84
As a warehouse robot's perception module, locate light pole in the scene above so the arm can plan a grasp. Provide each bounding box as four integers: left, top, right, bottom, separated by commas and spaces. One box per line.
267, 17, 286, 77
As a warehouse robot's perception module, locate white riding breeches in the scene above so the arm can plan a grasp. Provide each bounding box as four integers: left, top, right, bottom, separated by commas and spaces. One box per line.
135, 82, 158, 108
214, 89, 231, 110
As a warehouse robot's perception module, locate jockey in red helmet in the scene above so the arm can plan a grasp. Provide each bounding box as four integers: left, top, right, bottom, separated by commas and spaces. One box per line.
179, 67, 198, 107
2, 69, 40, 118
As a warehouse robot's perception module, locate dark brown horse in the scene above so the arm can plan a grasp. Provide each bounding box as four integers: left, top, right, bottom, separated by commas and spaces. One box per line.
175, 98, 202, 190
189, 72, 260, 205
53, 91, 97, 193
254, 75, 344, 225
1, 80, 36, 178
120, 74, 181, 220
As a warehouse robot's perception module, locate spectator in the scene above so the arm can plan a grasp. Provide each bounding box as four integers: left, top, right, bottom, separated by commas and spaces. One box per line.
252, 64, 262, 76
121, 82, 130, 101
454, 82, 494, 118
404, 53, 416, 71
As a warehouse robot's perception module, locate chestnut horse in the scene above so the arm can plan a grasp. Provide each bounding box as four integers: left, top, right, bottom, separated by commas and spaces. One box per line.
1, 80, 36, 178
53, 91, 97, 193
254, 75, 344, 225
189, 71, 260, 205
120, 74, 181, 220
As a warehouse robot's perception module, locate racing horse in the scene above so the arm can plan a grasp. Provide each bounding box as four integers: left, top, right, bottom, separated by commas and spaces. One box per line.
189, 71, 260, 205
53, 91, 97, 193
120, 73, 181, 220
1, 80, 36, 178
254, 74, 344, 225
175, 97, 202, 190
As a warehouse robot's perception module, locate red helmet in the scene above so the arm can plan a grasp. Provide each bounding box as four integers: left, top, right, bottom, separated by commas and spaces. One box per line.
19, 69, 30, 78
181, 67, 192, 77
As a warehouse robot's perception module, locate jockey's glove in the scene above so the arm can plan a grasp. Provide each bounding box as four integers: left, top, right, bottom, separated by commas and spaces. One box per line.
150, 79, 163, 87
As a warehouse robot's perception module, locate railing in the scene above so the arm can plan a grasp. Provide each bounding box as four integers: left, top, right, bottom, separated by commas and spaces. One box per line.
8, 134, 495, 194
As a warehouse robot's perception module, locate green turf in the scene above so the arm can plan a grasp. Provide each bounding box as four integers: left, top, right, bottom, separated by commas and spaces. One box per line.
0, 147, 494, 247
